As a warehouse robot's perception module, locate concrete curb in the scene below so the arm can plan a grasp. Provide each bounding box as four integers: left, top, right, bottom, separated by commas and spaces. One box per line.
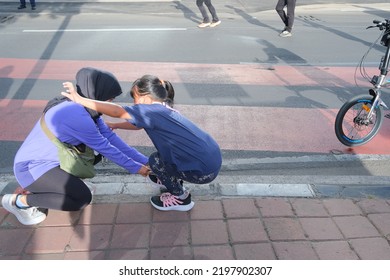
221, 154, 390, 171
1, 153, 390, 202
1, 174, 318, 203
2, 176, 387, 203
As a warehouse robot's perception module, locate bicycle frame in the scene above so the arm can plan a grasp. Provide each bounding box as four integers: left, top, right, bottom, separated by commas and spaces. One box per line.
366, 20, 390, 119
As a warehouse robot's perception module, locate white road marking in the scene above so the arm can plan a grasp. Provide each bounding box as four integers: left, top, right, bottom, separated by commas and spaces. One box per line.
23, 28, 187, 33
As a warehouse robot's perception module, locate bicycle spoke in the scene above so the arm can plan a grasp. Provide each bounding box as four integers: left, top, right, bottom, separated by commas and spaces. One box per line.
342, 103, 376, 141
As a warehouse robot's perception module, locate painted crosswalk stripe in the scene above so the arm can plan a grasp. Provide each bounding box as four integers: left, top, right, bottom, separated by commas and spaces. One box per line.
23, 28, 187, 33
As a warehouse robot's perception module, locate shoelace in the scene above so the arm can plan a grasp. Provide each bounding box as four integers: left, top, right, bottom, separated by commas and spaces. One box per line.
160, 193, 183, 207
148, 174, 163, 185
31, 208, 41, 215
23, 207, 42, 216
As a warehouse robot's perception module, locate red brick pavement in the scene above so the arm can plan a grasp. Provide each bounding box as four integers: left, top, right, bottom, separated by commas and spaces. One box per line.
1, 197, 390, 260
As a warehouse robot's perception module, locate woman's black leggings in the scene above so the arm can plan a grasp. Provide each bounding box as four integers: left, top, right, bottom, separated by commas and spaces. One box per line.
25, 166, 92, 211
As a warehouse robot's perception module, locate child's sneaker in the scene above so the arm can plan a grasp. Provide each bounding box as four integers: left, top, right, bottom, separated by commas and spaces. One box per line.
147, 174, 168, 191
1, 194, 47, 225
150, 192, 194, 211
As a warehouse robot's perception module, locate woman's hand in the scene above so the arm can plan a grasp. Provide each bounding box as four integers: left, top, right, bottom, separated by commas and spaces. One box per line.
13, 186, 31, 195
61, 82, 81, 103
138, 165, 151, 177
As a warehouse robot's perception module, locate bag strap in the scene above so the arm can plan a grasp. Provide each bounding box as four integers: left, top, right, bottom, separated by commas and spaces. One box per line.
40, 114, 95, 157
40, 113, 58, 141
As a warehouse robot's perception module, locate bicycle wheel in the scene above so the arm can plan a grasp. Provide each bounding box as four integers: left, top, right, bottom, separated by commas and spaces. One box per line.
335, 94, 383, 146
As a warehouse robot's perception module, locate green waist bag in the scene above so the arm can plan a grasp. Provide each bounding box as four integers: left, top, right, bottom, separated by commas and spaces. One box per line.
40, 115, 96, 179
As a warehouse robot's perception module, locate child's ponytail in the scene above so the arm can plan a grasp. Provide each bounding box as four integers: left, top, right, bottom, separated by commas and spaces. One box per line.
162, 80, 175, 107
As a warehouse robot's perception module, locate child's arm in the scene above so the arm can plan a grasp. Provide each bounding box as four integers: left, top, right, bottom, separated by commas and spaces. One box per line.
61, 82, 131, 119
106, 121, 141, 130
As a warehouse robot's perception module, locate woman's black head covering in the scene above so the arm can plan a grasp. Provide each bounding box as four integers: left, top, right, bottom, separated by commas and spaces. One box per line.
43, 67, 122, 121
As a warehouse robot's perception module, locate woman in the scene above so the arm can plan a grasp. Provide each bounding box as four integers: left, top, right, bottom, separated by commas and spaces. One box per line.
61, 75, 222, 212
1, 67, 150, 225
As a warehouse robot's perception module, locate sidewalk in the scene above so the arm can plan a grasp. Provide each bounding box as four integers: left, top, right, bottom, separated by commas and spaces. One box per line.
1, 155, 390, 260
1, 183, 390, 260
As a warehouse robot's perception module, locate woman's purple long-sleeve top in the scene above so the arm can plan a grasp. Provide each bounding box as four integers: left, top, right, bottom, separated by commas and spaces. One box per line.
14, 101, 148, 188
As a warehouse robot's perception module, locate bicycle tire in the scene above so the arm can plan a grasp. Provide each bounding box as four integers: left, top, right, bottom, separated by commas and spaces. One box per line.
335, 94, 383, 146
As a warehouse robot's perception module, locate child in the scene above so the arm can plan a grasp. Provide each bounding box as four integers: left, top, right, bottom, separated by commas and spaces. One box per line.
62, 74, 222, 211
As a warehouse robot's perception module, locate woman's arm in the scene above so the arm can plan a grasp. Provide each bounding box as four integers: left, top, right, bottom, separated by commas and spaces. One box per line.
61, 82, 131, 119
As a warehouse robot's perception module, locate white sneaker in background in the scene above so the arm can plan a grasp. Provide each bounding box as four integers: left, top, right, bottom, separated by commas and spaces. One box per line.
197, 22, 211, 28
279, 30, 292, 37
210, 20, 221, 27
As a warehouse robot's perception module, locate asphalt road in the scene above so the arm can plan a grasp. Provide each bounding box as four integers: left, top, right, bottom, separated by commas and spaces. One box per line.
1, 1, 390, 185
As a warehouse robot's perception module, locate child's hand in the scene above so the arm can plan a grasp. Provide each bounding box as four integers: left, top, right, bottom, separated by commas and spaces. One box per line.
105, 121, 117, 130
105, 121, 141, 131
61, 82, 81, 103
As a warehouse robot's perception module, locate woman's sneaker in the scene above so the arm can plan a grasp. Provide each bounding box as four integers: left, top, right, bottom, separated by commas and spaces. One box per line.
1, 194, 47, 225
150, 192, 194, 211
